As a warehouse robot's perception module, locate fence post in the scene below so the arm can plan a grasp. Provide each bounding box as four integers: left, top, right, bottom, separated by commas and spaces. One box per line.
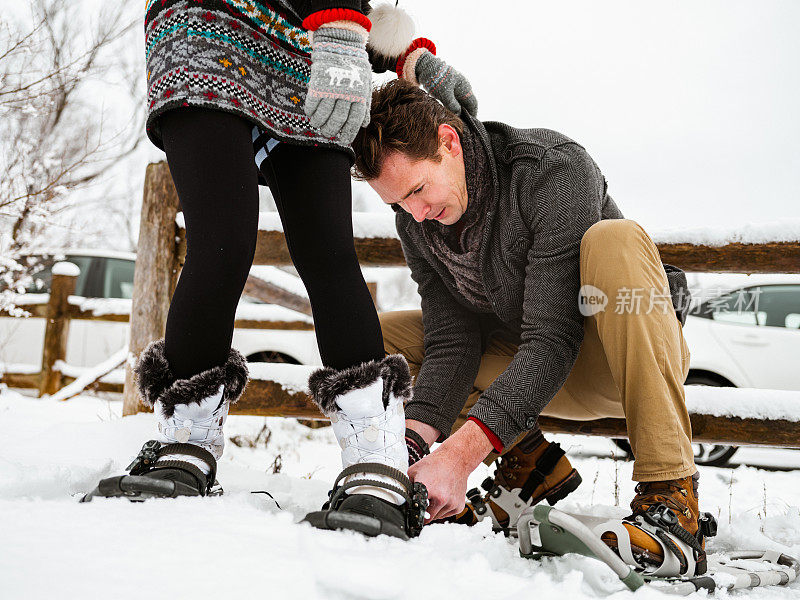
122, 161, 181, 416
39, 263, 78, 396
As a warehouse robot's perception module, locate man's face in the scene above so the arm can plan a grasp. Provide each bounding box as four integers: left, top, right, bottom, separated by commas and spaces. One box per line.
369, 125, 468, 226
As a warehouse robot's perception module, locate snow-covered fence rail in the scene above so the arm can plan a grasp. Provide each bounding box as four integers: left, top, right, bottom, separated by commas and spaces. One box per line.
231, 367, 800, 448
120, 162, 800, 448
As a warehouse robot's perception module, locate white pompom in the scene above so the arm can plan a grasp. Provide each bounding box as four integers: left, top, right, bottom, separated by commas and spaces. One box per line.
367, 3, 416, 58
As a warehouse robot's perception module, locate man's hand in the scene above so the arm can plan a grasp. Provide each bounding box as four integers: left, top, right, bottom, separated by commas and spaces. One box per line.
408, 419, 493, 523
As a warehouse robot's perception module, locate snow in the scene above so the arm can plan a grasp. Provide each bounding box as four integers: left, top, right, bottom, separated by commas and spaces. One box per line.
685, 386, 800, 422
248, 363, 316, 393
2, 388, 800, 599
54, 361, 125, 385
234, 303, 313, 324
0, 362, 40, 375
47, 348, 128, 401
249, 266, 310, 299
7, 293, 49, 306
52, 261, 81, 277
177, 212, 400, 239
70, 296, 132, 316
179, 212, 800, 249
651, 220, 800, 247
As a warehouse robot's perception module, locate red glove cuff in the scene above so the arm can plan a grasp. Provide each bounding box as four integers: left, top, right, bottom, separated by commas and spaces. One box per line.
395, 37, 436, 79
468, 417, 504, 453
302, 8, 372, 32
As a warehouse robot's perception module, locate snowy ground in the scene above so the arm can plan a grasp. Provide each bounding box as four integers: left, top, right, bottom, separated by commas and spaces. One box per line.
3, 389, 800, 600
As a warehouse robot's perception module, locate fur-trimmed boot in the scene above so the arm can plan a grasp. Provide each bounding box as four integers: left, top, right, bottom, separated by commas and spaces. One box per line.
302, 355, 428, 540
81, 340, 248, 501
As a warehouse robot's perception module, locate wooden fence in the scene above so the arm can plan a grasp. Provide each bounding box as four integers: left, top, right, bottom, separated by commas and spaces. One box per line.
113, 161, 800, 448
0, 269, 313, 396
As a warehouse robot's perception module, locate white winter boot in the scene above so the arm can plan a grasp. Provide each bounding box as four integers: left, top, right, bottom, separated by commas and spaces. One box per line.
81, 340, 248, 501
303, 355, 428, 539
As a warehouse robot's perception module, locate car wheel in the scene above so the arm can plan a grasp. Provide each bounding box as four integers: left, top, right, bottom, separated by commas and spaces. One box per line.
613, 373, 739, 468
684, 373, 738, 467
246, 351, 300, 364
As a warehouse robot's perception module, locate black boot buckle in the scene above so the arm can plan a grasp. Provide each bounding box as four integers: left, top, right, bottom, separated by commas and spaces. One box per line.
126, 440, 162, 475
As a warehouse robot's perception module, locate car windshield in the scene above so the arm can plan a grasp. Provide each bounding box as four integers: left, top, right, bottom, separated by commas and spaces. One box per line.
19, 255, 94, 296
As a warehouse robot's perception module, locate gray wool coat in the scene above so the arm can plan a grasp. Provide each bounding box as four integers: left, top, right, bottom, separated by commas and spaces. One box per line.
397, 113, 689, 447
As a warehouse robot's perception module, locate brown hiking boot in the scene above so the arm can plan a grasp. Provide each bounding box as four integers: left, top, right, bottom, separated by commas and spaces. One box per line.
442, 432, 582, 532
601, 472, 709, 573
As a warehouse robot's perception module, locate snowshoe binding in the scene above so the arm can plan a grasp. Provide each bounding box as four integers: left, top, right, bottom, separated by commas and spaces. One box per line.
601, 473, 709, 576
303, 462, 428, 540
441, 435, 582, 534
81, 439, 221, 501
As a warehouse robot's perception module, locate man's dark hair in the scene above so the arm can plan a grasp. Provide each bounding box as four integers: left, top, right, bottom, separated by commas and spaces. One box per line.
352, 79, 464, 181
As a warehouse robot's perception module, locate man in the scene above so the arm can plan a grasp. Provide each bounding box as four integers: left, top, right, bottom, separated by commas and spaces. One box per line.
351, 78, 707, 572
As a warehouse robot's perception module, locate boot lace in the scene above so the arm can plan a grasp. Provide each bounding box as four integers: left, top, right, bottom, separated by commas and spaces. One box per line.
335, 411, 405, 467
631, 480, 691, 518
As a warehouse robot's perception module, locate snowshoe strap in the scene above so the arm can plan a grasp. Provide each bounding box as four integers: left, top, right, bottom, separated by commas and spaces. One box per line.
126, 440, 217, 495
519, 442, 565, 502
656, 528, 689, 573
329, 463, 413, 507
640, 503, 707, 574
333, 463, 412, 494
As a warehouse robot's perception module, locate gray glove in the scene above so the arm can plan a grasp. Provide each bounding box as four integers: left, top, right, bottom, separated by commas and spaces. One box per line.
415, 52, 478, 117
305, 26, 372, 143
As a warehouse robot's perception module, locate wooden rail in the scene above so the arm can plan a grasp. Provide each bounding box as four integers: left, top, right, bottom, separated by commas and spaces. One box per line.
228, 378, 800, 449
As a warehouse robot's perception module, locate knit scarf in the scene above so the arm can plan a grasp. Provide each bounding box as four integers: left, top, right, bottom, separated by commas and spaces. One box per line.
421, 126, 493, 311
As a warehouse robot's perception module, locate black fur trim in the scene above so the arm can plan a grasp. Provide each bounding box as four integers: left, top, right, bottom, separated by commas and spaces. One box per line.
307, 354, 412, 415
134, 339, 249, 418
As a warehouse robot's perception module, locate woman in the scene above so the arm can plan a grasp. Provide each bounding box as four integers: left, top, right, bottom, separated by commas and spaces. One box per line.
85, 0, 474, 539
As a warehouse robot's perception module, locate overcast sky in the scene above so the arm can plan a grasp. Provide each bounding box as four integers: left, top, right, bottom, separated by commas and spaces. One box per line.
382, 0, 799, 231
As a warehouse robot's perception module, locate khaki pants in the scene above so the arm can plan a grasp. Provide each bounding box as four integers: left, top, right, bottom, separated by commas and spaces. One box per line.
380, 219, 694, 482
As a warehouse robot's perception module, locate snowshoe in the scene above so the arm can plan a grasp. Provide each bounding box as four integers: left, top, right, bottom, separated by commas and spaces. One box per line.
602, 473, 708, 575
303, 462, 428, 540
441, 437, 582, 534
81, 440, 221, 501
518, 505, 799, 594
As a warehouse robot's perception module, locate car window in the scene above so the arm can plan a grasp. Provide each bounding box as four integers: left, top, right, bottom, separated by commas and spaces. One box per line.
708, 288, 759, 326
23, 255, 94, 296
102, 258, 136, 299
750, 285, 800, 329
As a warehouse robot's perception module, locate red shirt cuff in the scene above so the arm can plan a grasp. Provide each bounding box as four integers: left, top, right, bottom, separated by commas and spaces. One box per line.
468, 417, 504, 453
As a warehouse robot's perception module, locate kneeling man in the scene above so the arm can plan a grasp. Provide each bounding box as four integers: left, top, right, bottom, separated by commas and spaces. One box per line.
352, 79, 706, 572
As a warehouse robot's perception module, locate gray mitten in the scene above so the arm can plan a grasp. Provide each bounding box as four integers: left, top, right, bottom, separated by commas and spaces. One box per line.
305, 26, 372, 143
415, 51, 478, 117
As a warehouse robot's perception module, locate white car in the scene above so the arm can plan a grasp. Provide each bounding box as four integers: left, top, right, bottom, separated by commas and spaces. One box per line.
616, 274, 800, 466
0, 250, 319, 371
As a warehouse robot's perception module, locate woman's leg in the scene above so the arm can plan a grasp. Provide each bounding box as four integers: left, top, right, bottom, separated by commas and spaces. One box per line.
160, 107, 259, 378
257, 143, 384, 369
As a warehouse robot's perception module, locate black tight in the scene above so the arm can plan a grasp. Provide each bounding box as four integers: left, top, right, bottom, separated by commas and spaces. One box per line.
160, 107, 384, 379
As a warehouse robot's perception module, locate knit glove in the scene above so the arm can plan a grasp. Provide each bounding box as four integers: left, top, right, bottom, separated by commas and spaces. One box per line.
305, 25, 372, 143
397, 39, 478, 117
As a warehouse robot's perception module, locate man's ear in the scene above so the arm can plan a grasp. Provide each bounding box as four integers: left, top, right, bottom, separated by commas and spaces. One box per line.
437, 124, 461, 157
